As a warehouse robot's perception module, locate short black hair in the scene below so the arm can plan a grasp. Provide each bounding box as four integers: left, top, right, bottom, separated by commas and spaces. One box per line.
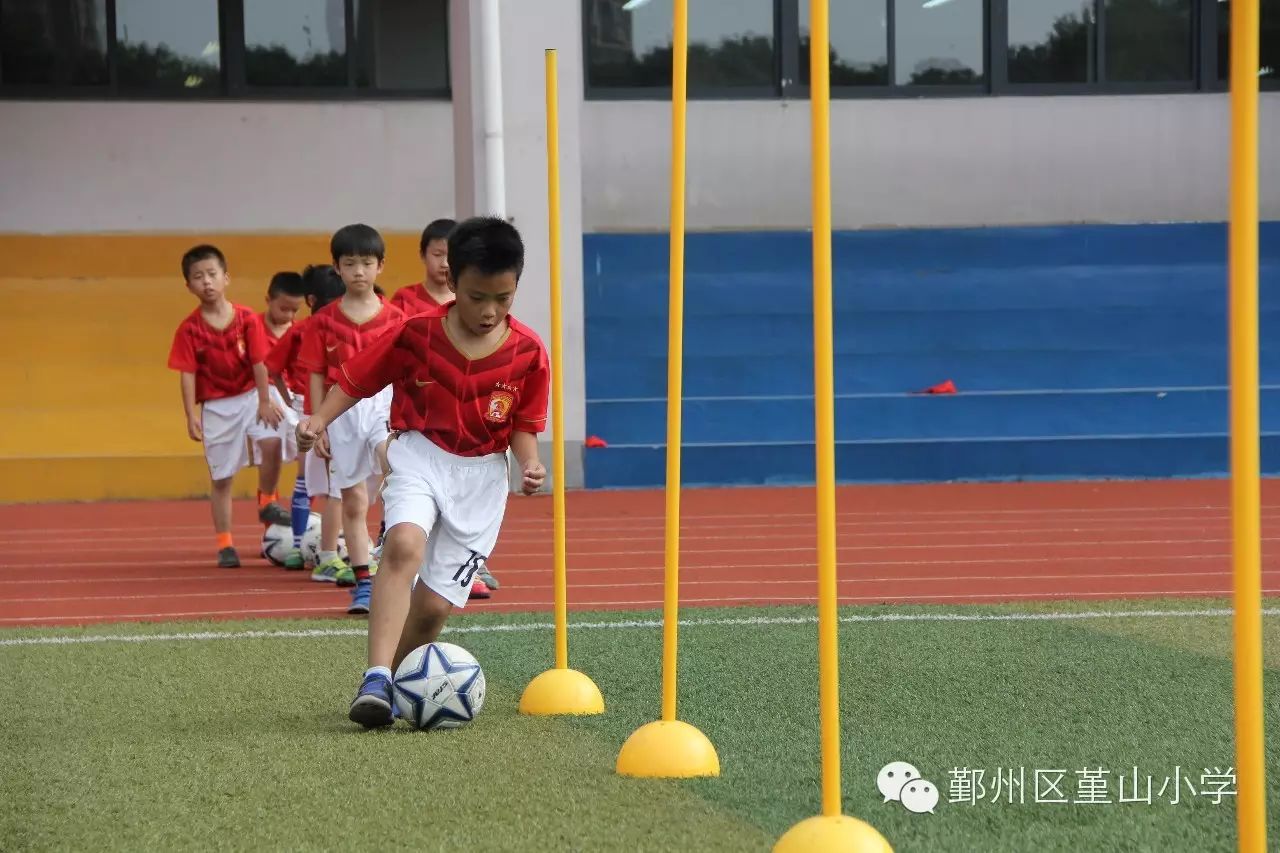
419, 218, 456, 255
447, 217, 524, 283
330, 224, 385, 263
268, 271, 306, 299
301, 264, 345, 312
181, 244, 226, 280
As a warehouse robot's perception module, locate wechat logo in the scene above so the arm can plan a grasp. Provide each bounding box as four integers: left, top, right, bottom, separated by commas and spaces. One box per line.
878, 761, 940, 815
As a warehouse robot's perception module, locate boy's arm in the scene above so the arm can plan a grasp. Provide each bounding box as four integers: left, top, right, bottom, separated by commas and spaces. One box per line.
309, 372, 327, 414
179, 372, 202, 442
253, 362, 282, 428
272, 373, 293, 407
295, 386, 359, 457
509, 431, 545, 496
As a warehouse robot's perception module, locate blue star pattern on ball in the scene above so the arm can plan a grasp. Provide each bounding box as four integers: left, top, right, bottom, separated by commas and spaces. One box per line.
393, 643, 485, 729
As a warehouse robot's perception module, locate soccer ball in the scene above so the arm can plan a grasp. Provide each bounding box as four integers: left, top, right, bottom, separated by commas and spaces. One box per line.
260, 524, 294, 566
299, 514, 347, 568
393, 642, 487, 730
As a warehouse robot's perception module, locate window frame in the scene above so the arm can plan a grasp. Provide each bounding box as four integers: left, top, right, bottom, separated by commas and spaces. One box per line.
583, 0, 1278, 99
0, 0, 451, 100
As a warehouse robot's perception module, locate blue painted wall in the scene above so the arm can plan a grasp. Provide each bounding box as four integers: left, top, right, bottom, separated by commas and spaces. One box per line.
582, 222, 1280, 489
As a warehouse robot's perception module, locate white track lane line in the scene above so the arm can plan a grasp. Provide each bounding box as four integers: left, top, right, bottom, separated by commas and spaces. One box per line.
4, 604, 1279, 646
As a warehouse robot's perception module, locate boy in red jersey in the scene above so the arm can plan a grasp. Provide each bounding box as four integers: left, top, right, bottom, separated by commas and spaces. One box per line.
383, 217, 500, 598
389, 218, 455, 315
297, 216, 547, 727
298, 226, 404, 609
167, 245, 282, 568
249, 272, 307, 534
267, 265, 347, 571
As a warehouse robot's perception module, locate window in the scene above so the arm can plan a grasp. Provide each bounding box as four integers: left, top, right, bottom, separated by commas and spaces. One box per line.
584, 0, 778, 92
116, 0, 220, 90
798, 0, 889, 86
893, 0, 984, 85
1218, 0, 1280, 86
1, 0, 107, 86
354, 0, 449, 91
244, 0, 346, 87
1008, 1, 1095, 84
0, 0, 448, 97
1104, 0, 1192, 82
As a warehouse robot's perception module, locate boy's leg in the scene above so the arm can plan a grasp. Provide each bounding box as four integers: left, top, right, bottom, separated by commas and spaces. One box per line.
340, 482, 372, 582
392, 580, 453, 671
210, 476, 239, 567
284, 459, 309, 569
200, 390, 254, 567
254, 438, 290, 525
348, 523, 432, 728
247, 389, 293, 527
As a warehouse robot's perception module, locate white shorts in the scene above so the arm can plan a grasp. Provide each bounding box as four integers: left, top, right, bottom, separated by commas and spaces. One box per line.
328, 387, 392, 491
304, 448, 341, 499
382, 431, 509, 609
200, 389, 259, 481
247, 386, 299, 464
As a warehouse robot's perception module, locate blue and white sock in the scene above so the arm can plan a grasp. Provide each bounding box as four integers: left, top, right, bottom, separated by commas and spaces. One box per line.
364, 666, 393, 682
290, 474, 309, 549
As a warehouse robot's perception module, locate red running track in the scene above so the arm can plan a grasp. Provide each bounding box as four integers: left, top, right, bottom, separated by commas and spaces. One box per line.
2, 479, 1278, 627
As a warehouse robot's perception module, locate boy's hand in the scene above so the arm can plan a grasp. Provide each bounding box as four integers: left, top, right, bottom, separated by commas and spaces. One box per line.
187, 415, 203, 442
258, 399, 284, 429
521, 459, 546, 495
296, 418, 330, 459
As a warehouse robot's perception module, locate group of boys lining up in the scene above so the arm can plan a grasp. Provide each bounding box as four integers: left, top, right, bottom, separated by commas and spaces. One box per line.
167, 216, 545, 728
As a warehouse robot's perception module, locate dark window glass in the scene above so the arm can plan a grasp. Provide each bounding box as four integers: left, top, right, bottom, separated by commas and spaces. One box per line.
354, 0, 449, 90
584, 0, 776, 89
1, 0, 59, 83
799, 0, 889, 87
1104, 0, 1192, 82
1218, 0, 1280, 84
1008, 1, 1096, 84
894, 0, 984, 85
1, 0, 107, 85
116, 0, 220, 89
245, 0, 347, 87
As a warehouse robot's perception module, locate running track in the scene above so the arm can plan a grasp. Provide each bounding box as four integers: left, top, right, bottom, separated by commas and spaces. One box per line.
2, 479, 1277, 627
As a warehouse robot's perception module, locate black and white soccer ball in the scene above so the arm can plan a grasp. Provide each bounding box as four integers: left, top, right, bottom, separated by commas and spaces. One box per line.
393, 642, 486, 730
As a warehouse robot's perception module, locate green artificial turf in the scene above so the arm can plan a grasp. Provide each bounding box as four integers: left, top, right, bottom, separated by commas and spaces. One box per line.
3, 598, 1279, 852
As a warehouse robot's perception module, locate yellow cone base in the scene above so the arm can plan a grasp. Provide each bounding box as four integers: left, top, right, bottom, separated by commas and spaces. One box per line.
615, 719, 720, 778
773, 815, 893, 853
518, 668, 605, 716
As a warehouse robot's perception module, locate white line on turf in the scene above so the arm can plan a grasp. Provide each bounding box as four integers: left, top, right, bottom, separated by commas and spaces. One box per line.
9, 569, 1280, 604
3, 606, 1278, 647
6, 589, 1279, 625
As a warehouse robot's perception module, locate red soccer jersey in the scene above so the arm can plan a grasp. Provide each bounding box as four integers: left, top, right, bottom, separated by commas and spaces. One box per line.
389, 282, 447, 316
264, 316, 310, 404
337, 313, 549, 457
386, 301, 449, 431
297, 298, 405, 389
167, 304, 269, 403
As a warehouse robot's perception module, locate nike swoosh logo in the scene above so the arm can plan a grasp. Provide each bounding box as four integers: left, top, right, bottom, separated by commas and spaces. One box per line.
414, 379, 434, 387
325, 345, 338, 352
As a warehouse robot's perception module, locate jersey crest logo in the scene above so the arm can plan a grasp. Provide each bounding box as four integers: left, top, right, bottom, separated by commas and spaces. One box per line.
484, 383, 517, 423
235, 335, 246, 357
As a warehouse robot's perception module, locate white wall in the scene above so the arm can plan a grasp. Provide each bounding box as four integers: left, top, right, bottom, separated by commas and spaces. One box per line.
583, 93, 1280, 231
0, 100, 454, 232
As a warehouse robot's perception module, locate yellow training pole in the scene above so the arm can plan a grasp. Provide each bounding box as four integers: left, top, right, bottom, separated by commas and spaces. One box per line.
519, 48, 604, 718
659, 0, 689, 726
616, 0, 718, 779
775, 1, 891, 849
1229, 1, 1267, 850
